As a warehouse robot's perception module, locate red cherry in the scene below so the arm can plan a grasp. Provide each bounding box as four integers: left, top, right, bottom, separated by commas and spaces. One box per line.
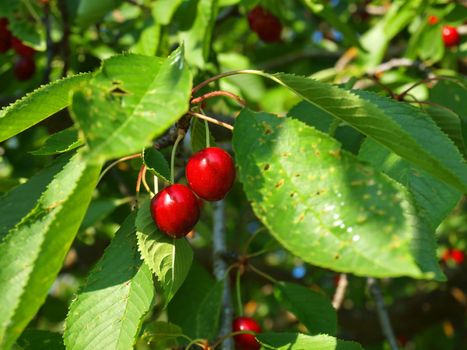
14, 56, 36, 81
427, 15, 439, 25
232, 317, 261, 350
150, 184, 200, 238
186, 147, 235, 201
0, 18, 12, 53
11, 37, 35, 57
442, 25, 460, 48
247, 6, 282, 43
451, 249, 464, 265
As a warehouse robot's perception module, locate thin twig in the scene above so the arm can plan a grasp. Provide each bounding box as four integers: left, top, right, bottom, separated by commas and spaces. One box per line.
368, 278, 399, 350
97, 153, 140, 183
188, 111, 234, 131
191, 90, 246, 107
332, 273, 348, 310
213, 200, 234, 350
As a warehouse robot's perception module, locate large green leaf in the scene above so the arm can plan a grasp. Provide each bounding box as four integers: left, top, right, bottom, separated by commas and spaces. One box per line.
233, 109, 443, 280
71, 49, 192, 162
0, 73, 91, 143
64, 213, 154, 350
76, 0, 123, 27
0, 154, 70, 240
152, 0, 184, 25
257, 333, 364, 350
0, 152, 101, 349
246, 71, 467, 193
180, 0, 219, 67
359, 139, 460, 231
136, 199, 193, 306
275, 282, 336, 336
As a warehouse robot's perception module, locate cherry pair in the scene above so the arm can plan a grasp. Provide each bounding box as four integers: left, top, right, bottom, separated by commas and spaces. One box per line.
0, 18, 36, 81
427, 16, 461, 48
150, 147, 235, 238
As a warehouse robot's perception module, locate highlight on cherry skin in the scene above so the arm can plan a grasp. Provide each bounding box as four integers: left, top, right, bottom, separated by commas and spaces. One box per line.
150, 184, 200, 238
232, 316, 262, 350
186, 147, 236, 201
442, 25, 460, 48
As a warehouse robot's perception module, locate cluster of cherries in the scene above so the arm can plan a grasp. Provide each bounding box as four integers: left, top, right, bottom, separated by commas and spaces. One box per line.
247, 6, 282, 43
428, 16, 461, 48
150, 147, 236, 238
0, 18, 36, 81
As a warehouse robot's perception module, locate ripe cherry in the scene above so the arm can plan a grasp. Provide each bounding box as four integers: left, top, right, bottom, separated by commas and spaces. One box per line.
150, 184, 200, 238
451, 249, 465, 265
14, 56, 36, 81
0, 18, 12, 53
186, 147, 235, 201
427, 15, 439, 25
442, 25, 460, 48
11, 37, 36, 57
247, 6, 282, 43
232, 317, 261, 350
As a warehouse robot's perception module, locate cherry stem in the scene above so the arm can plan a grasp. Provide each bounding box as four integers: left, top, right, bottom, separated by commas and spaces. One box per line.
135, 164, 145, 205
235, 268, 243, 317
191, 90, 246, 107
205, 120, 210, 148
332, 273, 348, 310
188, 111, 234, 131
98, 153, 140, 183
249, 264, 277, 284
191, 69, 262, 95
397, 76, 460, 100
185, 338, 207, 350
140, 165, 153, 195
241, 227, 266, 255
211, 331, 257, 349
153, 175, 158, 194
170, 132, 184, 184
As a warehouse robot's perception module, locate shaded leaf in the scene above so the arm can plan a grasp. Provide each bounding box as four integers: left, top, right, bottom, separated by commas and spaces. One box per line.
257, 333, 364, 350
191, 117, 216, 153
142, 321, 184, 349
196, 280, 224, 341
30, 128, 83, 156
143, 148, 171, 183
16, 330, 64, 350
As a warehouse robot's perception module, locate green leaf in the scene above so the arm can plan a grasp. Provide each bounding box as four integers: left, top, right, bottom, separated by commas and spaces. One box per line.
180, 0, 219, 67
71, 49, 192, 162
0, 73, 91, 143
275, 282, 336, 336
0, 152, 101, 349
30, 128, 83, 156
302, 1, 363, 50
80, 198, 129, 230
152, 0, 184, 25
142, 321, 184, 349
143, 148, 171, 183
136, 199, 193, 306
0, 154, 70, 240
359, 139, 461, 231
249, 71, 467, 193
16, 330, 64, 350
132, 18, 161, 56
233, 109, 443, 280
64, 213, 154, 350
191, 117, 216, 153
196, 280, 224, 341
76, 0, 124, 27
257, 333, 364, 350
167, 261, 215, 339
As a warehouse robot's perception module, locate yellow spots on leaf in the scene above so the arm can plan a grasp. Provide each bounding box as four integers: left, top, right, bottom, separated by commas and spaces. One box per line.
329, 149, 341, 159
275, 179, 285, 188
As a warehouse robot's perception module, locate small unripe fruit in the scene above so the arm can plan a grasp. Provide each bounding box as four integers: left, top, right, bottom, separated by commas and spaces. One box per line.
0, 18, 12, 53
247, 6, 282, 43
150, 184, 200, 238
14, 56, 35, 81
442, 25, 460, 48
11, 37, 36, 57
186, 147, 235, 201
232, 317, 261, 350
427, 15, 439, 25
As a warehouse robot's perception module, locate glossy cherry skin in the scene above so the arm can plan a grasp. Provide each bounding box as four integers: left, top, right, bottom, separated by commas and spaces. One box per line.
150, 184, 200, 238
247, 6, 282, 43
0, 18, 12, 53
11, 37, 36, 57
186, 147, 235, 201
442, 25, 460, 48
14, 56, 36, 81
451, 249, 465, 264
232, 317, 262, 350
